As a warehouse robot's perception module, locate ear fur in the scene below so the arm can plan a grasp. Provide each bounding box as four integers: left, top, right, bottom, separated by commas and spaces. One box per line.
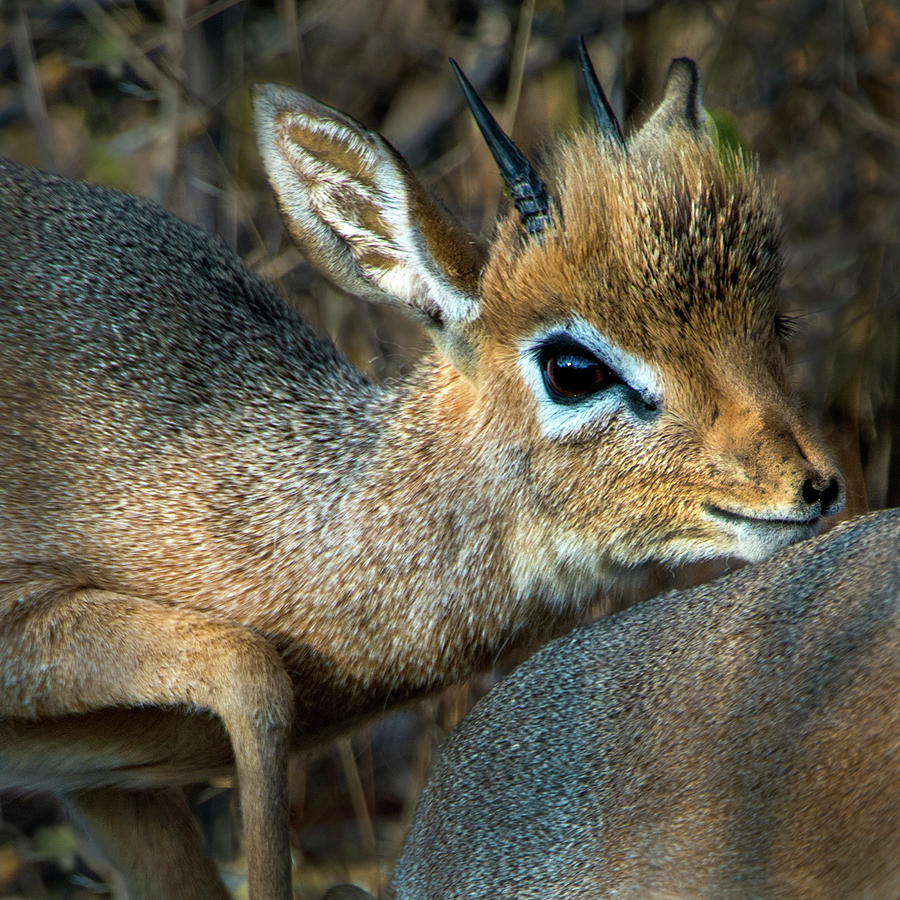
631, 57, 710, 154
252, 84, 485, 332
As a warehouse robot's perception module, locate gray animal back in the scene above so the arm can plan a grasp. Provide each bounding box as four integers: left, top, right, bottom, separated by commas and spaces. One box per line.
0, 158, 364, 427
0, 159, 381, 589
394, 509, 900, 898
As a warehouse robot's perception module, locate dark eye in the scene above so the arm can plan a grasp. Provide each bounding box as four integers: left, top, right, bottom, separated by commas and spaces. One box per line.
540, 343, 618, 401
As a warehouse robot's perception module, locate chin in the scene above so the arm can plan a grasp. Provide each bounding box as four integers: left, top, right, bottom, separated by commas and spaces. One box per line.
728, 521, 822, 562
652, 518, 822, 569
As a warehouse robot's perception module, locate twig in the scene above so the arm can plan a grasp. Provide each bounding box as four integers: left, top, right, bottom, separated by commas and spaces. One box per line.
502, 0, 534, 133
337, 736, 377, 859
11, 5, 57, 171
831, 88, 900, 147
157, 0, 185, 206
74, 0, 168, 91
479, 0, 536, 235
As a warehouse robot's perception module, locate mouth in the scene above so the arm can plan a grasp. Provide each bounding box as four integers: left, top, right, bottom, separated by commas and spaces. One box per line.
703, 504, 823, 561
704, 504, 822, 531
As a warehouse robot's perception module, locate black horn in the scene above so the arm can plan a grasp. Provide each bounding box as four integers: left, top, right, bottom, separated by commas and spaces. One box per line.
577, 37, 625, 148
450, 58, 553, 238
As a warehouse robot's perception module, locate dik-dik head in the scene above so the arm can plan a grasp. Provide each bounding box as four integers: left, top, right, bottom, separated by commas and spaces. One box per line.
253, 51, 843, 579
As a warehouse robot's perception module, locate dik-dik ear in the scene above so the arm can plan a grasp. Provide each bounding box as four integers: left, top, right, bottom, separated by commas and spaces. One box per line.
252, 84, 486, 341
631, 57, 712, 153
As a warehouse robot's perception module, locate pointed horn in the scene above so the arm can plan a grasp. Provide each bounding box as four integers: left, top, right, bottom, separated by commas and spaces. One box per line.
450, 58, 552, 238
577, 37, 624, 148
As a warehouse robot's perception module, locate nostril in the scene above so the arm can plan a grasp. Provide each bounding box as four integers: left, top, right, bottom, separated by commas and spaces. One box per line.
802, 476, 841, 513
802, 478, 822, 506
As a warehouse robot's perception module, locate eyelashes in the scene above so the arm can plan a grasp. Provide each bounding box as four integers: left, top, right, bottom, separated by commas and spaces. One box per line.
519, 319, 663, 438
774, 313, 801, 339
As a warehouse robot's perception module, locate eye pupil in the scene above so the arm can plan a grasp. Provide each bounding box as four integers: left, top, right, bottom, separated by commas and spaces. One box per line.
544, 351, 610, 399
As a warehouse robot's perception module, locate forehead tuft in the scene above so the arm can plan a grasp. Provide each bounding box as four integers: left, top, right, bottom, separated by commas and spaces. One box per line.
480, 130, 782, 356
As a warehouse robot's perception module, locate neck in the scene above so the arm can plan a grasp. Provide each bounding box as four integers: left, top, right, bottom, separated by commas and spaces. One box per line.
217, 355, 596, 737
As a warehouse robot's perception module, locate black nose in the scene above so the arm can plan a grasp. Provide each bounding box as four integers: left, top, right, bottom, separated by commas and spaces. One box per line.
802, 476, 842, 514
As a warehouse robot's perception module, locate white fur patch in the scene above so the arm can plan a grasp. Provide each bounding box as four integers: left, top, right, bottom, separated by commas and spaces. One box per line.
518, 316, 662, 440
509, 522, 614, 614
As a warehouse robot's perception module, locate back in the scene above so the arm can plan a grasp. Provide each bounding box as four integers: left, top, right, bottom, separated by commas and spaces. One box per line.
0, 159, 370, 606
394, 509, 900, 899
0, 159, 360, 410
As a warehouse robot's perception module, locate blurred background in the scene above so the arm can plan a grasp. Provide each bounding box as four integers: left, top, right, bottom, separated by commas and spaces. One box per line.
0, 0, 898, 896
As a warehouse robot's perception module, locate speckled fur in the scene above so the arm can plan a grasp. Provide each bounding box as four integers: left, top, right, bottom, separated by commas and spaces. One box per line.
389, 509, 900, 900
0, 60, 843, 899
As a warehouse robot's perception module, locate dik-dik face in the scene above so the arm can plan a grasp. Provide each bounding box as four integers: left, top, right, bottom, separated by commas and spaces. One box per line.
254, 53, 842, 582
476, 131, 842, 570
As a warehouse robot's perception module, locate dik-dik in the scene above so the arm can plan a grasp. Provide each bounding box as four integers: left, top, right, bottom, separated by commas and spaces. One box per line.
332, 509, 899, 900
0, 51, 842, 898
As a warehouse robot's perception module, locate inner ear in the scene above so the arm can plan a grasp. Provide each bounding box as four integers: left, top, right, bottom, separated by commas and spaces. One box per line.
252, 83, 486, 336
